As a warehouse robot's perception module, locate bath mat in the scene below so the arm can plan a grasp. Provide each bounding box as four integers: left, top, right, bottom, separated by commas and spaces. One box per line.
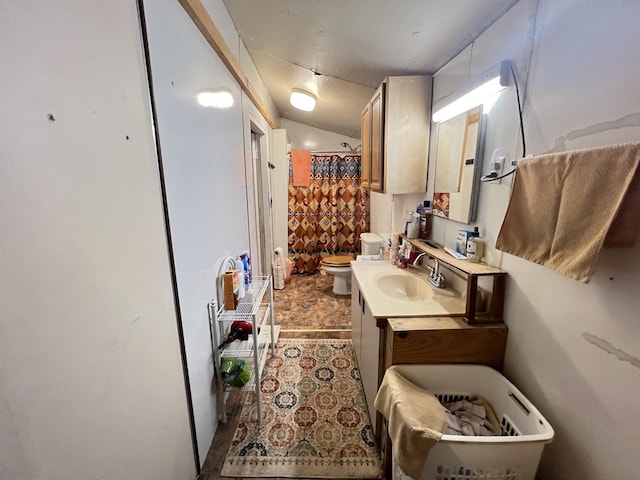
221, 339, 382, 478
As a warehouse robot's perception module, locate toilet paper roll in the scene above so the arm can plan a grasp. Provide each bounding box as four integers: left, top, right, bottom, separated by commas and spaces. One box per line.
274, 247, 285, 265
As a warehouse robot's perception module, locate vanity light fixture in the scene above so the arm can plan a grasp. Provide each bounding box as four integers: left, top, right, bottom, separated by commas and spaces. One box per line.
290, 88, 317, 112
197, 89, 234, 108
432, 60, 511, 123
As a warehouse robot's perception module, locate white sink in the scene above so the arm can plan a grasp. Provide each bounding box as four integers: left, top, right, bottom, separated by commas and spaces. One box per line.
351, 261, 467, 317
375, 273, 434, 301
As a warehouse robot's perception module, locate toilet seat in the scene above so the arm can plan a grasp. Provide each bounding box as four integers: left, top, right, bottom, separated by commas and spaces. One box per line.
321, 255, 353, 267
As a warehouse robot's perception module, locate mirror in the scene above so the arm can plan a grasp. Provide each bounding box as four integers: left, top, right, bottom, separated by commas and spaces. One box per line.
432, 105, 486, 223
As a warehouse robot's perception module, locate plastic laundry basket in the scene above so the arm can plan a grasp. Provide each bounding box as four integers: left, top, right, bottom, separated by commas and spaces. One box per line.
389, 364, 554, 480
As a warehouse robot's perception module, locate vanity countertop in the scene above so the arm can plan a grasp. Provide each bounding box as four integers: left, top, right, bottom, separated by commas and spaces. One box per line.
351, 261, 467, 318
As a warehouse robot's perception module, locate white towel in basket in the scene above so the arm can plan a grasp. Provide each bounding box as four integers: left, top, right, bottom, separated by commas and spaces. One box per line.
444, 398, 500, 436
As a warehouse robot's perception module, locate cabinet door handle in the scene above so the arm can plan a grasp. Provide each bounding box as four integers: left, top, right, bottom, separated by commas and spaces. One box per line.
362, 298, 365, 315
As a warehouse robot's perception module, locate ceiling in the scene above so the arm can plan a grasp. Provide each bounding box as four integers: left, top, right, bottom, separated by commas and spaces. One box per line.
222, 0, 519, 139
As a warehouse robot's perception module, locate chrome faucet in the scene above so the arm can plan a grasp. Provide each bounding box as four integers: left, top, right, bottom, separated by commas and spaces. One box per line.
412, 252, 428, 266
412, 252, 445, 288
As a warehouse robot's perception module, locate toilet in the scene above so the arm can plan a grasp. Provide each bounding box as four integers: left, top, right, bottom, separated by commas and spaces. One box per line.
321, 233, 384, 295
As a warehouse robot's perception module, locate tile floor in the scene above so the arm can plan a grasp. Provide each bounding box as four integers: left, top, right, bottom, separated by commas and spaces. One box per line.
270, 271, 352, 339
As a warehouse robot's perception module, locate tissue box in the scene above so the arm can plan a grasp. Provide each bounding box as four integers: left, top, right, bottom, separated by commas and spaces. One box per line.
223, 270, 238, 310
456, 230, 474, 256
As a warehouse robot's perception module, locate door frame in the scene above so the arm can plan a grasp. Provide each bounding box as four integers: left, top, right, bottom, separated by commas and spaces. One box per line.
242, 93, 273, 278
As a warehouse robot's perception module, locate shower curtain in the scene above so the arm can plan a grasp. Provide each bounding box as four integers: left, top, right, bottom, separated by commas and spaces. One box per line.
288, 153, 370, 274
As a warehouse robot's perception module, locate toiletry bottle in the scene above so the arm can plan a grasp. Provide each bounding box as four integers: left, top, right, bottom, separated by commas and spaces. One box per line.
407, 213, 420, 238
395, 239, 403, 264
404, 210, 414, 235
235, 258, 246, 299
466, 227, 485, 263
240, 252, 251, 288
390, 236, 400, 263
419, 201, 433, 240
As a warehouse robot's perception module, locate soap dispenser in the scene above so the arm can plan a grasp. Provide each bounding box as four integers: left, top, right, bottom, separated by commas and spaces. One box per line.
466, 227, 485, 263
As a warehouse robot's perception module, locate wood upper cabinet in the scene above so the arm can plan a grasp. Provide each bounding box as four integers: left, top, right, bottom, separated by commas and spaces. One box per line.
369, 84, 384, 191
360, 75, 432, 194
360, 104, 371, 189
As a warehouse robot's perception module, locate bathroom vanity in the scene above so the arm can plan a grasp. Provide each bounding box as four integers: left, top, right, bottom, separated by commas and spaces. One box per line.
350, 251, 508, 437
350, 253, 508, 478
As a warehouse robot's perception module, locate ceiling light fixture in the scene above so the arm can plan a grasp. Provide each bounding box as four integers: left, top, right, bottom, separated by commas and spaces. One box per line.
197, 89, 234, 108
432, 60, 511, 123
289, 88, 317, 112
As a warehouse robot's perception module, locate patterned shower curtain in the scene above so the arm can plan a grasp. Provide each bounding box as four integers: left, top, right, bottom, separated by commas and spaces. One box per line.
288, 153, 370, 274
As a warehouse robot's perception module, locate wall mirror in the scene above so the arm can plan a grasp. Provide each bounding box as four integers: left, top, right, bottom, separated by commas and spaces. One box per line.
432, 105, 486, 223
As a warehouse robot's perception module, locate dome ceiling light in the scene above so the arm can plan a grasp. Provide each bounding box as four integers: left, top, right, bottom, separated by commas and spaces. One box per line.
289, 88, 317, 112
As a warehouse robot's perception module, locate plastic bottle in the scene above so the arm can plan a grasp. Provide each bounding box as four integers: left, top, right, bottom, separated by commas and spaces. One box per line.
240, 252, 251, 288
407, 212, 420, 238
404, 210, 414, 235
419, 200, 433, 240
235, 258, 246, 298
466, 227, 485, 263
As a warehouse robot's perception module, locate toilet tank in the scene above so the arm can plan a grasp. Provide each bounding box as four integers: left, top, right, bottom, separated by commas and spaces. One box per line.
360, 233, 383, 255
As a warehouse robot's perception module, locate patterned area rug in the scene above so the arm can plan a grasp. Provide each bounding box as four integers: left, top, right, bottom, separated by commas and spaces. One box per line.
221, 339, 382, 478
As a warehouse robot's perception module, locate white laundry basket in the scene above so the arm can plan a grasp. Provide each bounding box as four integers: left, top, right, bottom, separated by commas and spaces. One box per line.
389, 364, 554, 480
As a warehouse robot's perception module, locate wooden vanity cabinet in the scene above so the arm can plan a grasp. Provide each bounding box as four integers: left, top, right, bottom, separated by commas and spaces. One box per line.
360, 75, 432, 194
384, 317, 507, 371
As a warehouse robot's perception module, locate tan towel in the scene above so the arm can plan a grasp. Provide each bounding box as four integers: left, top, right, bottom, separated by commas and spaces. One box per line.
374, 367, 447, 479
291, 150, 311, 186
496, 142, 640, 283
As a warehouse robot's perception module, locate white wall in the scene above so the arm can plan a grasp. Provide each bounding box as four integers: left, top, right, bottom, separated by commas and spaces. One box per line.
142, 0, 277, 464
201, 0, 280, 125
282, 118, 360, 151
423, 1, 640, 477
0, 1, 195, 479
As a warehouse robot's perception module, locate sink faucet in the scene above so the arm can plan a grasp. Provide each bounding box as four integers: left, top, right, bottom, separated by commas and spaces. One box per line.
412, 253, 446, 288
412, 252, 428, 266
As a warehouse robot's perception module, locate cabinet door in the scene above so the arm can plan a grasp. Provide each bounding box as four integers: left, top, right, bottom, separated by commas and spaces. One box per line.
369, 83, 384, 192
384, 76, 431, 194
360, 301, 380, 433
360, 105, 371, 189
350, 273, 362, 361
